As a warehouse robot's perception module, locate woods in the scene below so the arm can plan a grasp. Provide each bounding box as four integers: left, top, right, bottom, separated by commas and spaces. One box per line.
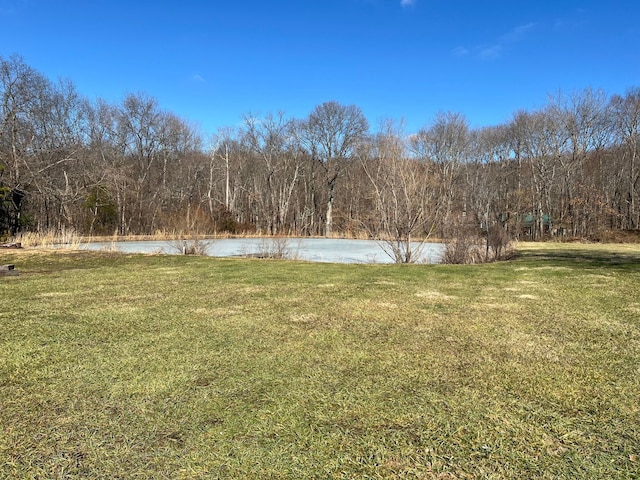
1, 54, 639, 243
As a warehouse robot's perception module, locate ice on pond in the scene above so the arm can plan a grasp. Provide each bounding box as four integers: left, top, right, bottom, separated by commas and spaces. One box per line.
74, 238, 445, 264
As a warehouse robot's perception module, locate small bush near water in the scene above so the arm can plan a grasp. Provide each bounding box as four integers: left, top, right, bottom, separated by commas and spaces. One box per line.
241, 237, 298, 260
169, 236, 213, 255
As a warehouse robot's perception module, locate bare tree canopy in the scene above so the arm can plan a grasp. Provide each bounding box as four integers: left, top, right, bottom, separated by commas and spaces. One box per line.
2, 55, 640, 244
301, 101, 369, 237
363, 119, 437, 262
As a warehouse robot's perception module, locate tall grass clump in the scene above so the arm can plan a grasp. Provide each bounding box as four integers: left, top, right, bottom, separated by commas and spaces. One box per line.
12, 227, 82, 248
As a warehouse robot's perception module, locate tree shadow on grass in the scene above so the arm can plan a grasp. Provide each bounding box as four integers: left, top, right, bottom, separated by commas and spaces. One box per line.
515, 244, 640, 269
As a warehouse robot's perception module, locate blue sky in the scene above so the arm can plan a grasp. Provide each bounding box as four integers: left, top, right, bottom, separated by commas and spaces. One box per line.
2, 0, 639, 135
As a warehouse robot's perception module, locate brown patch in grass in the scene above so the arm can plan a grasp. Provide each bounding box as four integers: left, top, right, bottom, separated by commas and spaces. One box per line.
35, 292, 72, 298
626, 303, 640, 314
377, 301, 398, 309
289, 313, 320, 325
415, 290, 456, 301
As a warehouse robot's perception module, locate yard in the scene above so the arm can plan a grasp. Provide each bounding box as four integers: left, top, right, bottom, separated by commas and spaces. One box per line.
1, 242, 639, 478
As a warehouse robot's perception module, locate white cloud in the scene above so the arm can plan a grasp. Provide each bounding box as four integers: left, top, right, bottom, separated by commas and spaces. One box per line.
501, 22, 537, 43
400, 0, 415, 7
452, 46, 469, 57
191, 74, 206, 83
455, 21, 536, 60
554, 9, 590, 31
478, 45, 503, 60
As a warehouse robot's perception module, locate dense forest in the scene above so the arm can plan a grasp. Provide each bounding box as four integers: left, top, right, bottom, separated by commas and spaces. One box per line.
1, 54, 639, 246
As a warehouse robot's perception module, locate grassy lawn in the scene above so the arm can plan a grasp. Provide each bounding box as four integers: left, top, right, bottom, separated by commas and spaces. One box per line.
1, 242, 639, 479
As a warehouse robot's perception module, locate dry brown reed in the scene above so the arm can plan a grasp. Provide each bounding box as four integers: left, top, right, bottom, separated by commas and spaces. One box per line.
13, 228, 82, 249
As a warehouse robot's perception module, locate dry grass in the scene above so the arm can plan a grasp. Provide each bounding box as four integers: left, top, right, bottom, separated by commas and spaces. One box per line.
1, 242, 639, 478
13, 228, 83, 248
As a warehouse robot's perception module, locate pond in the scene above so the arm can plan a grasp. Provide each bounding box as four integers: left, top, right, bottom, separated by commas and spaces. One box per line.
75, 238, 445, 264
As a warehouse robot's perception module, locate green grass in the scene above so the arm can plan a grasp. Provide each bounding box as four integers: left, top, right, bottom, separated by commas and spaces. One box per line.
1, 243, 639, 479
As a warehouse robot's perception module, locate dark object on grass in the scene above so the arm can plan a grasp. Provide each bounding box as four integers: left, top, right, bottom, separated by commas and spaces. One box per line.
0, 242, 22, 249
0, 264, 19, 276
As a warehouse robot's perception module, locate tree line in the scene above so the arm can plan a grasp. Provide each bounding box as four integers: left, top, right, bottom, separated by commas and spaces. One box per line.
2, 54, 639, 247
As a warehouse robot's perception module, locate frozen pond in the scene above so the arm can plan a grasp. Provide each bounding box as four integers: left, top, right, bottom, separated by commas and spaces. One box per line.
75, 238, 445, 264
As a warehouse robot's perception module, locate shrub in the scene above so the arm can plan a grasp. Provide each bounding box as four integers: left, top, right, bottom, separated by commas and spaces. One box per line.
442, 223, 513, 264
169, 237, 213, 256
254, 237, 298, 260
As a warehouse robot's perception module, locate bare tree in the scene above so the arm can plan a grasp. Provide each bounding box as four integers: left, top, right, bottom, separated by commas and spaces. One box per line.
411, 111, 470, 237
83, 98, 133, 234
209, 127, 240, 215
113, 93, 200, 233
241, 112, 302, 234
0, 54, 52, 232
0, 54, 88, 233
610, 87, 640, 229
548, 88, 611, 236
301, 101, 368, 237
362, 119, 437, 262
466, 126, 514, 259
513, 108, 566, 239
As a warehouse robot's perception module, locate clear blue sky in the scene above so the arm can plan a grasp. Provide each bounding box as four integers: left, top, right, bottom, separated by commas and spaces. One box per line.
2, 0, 639, 135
